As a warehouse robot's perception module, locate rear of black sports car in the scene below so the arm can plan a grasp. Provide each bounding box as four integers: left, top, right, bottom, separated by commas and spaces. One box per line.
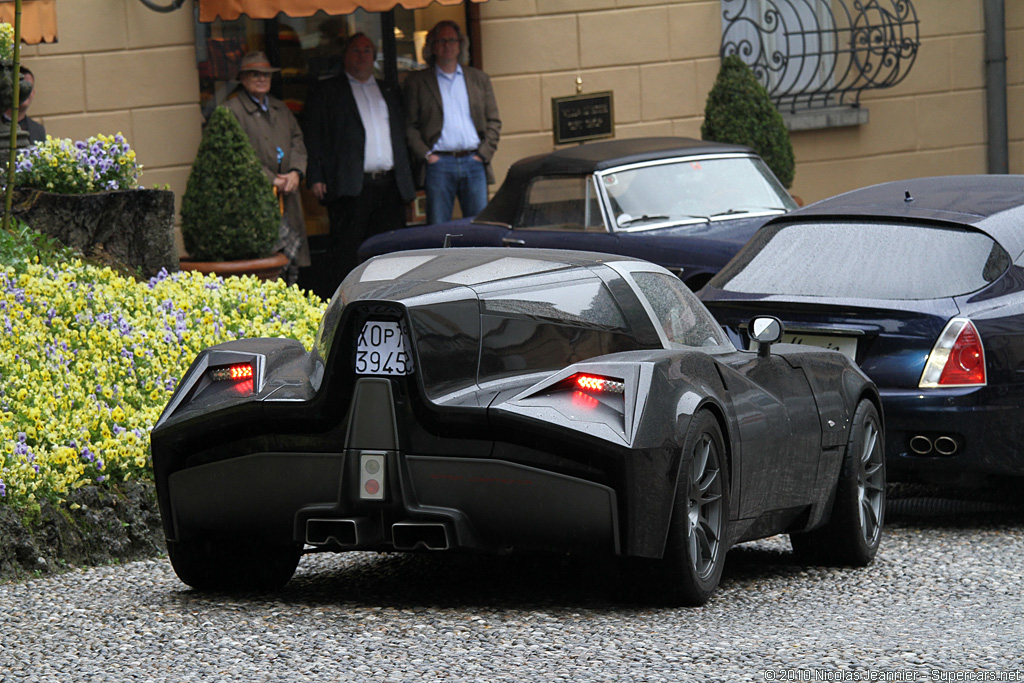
150, 251, 706, 590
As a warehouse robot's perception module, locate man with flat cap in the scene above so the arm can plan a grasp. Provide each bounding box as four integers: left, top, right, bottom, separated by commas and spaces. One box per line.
225, 50, 309, 284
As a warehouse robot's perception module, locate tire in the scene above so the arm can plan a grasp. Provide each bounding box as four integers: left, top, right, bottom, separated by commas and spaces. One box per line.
657, 411, 730, 607
791, 399, 885, 566
168, 539, 301, 592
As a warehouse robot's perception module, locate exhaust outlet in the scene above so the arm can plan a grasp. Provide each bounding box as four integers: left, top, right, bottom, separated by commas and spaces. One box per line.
392, 522, 451, 550
934, 436, 959, 456
306, 518, 371, 547
909, 435, 933, 455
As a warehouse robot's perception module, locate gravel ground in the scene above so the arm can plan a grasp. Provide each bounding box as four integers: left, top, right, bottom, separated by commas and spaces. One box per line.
1, 513, 1022, 683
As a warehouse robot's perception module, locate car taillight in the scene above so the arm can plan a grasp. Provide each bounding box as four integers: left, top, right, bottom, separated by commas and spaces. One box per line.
919, 319, 986, 388
575, 374, 625, 394
209, 363, 255, 395
210, 363, 253, 381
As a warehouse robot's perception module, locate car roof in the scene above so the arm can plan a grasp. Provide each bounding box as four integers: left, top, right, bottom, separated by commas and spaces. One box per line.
475, 137, 755, 226
509, 137, 754, 176
345, 247, 648, 302
773, 175, 1024, 257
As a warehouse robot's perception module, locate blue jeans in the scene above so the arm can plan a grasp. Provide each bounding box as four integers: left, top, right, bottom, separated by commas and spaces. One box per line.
424, 154, 488, 224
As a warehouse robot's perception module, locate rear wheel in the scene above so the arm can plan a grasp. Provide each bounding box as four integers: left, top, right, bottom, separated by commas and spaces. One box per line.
791, 399, 885, 566
168, 539, 301, 592
658, 411, 730, 606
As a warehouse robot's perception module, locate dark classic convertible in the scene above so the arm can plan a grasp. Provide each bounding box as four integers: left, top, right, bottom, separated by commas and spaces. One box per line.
152, 248, 883, 605
358, 137, 798, 290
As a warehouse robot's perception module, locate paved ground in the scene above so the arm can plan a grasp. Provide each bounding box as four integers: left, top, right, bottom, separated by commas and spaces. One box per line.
1, 510, 1022, 683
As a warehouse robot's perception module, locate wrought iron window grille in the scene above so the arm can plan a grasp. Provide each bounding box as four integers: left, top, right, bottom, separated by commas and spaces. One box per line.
720, 0, 920, 113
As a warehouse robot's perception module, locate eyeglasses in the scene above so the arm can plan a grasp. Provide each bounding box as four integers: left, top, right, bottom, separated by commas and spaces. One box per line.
436, 38, 460, 45
243, 71, 272, 79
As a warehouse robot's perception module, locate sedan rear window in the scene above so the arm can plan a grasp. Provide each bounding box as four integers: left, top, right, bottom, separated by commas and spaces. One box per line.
713, 221, 1010, 300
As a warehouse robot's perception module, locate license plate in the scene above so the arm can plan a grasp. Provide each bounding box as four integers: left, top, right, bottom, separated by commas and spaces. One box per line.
356, 321, 413, 375
780, 333, 857, 360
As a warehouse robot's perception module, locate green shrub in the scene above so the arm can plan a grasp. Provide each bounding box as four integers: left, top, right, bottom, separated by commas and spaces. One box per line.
180, 106, 279, 262
701, 55, 795, 189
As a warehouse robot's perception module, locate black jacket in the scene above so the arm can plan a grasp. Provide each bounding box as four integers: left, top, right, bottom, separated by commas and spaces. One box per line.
304, 76, 415, 204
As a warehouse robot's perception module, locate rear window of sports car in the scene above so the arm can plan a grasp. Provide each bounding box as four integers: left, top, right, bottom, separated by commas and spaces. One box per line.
474, 276, 637, 385
713, 220, 1010, 300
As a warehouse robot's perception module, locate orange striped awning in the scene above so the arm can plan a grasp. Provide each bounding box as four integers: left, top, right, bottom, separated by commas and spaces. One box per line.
0, 0, 57, 45
199, 0, 481, 22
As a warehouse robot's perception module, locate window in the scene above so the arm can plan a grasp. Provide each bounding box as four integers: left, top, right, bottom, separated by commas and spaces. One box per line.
192, 6, 469, 238
720, 0, 836, 104
631, 272, 731, 348
478, 276, 636, 382
517, 176, 605, 233
713, 221, 1009, 300
718, 0, 920, 116
194, 7, 466, 121
481, 278, 628, 330
601, 156, 795, 231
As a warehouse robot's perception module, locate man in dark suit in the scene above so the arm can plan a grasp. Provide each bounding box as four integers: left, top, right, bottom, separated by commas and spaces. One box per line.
304, 33, 415, 289
403, 20, 501, 225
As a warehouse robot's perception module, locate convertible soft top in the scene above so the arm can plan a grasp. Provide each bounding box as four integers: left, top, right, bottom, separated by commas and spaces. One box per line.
476, 137, 755, 227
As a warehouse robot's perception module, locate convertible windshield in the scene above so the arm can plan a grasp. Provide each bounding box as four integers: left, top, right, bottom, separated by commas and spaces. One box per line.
602, 156, 796, 230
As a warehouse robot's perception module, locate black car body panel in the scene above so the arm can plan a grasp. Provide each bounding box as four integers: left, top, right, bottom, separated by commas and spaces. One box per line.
701, 175, 1024, 484
152, 248, 879, 594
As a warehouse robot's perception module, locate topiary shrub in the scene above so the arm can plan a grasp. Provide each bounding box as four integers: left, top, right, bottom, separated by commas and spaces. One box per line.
180, 106, 279, 262
701, 54, 795, 189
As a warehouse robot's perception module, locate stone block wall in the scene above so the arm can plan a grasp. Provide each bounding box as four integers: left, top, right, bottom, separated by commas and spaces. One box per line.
480, 0, 1023, 205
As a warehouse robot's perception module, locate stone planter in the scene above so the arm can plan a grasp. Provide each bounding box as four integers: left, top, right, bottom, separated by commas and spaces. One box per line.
179, 251, 288, 281
9, 188, 178, 278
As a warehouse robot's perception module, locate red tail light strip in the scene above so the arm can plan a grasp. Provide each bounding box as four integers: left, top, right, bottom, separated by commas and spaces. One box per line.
210, 363, 254, 382
575, 374, 626, 394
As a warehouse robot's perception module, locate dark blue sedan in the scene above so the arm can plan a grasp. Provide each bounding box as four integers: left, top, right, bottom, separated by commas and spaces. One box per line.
358, 137, 797, 290
700, 175, 1024, 486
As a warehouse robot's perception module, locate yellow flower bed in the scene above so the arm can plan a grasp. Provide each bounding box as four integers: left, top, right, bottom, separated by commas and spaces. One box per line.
0, 259, 326, 508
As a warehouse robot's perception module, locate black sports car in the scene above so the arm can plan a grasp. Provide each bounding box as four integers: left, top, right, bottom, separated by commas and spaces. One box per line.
699, 175, 1024, 487
152, 248, 884, 605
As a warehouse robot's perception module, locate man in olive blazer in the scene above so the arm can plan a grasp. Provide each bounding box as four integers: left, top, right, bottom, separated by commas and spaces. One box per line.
403, 20, 501, 224
304, 33, 415, 289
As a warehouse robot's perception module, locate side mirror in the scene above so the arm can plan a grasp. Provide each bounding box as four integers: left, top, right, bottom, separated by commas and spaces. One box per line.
749, 316, 784, 357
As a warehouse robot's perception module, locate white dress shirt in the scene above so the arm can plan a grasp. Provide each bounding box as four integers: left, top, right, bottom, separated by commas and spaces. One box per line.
346, 73, 394, 173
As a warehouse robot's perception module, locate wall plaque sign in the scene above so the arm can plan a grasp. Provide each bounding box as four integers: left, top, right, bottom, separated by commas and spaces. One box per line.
552, 91, 614, 144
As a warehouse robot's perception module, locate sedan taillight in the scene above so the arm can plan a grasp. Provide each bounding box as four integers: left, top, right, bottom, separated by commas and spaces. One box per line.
919, 319, 986, 388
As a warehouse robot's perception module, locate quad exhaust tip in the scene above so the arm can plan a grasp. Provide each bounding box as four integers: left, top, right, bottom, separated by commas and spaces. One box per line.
306, 518, 370, 547
908, 434, 959, 456
934, 436, 958, 456
392, 522, 451, 551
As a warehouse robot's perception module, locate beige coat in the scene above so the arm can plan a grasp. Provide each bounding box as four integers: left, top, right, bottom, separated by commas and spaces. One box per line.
225, 91, 310, 267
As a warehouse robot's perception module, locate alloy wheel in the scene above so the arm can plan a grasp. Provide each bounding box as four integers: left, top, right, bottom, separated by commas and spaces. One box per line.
857, 415, 885, 546
687, 433, 724, 579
